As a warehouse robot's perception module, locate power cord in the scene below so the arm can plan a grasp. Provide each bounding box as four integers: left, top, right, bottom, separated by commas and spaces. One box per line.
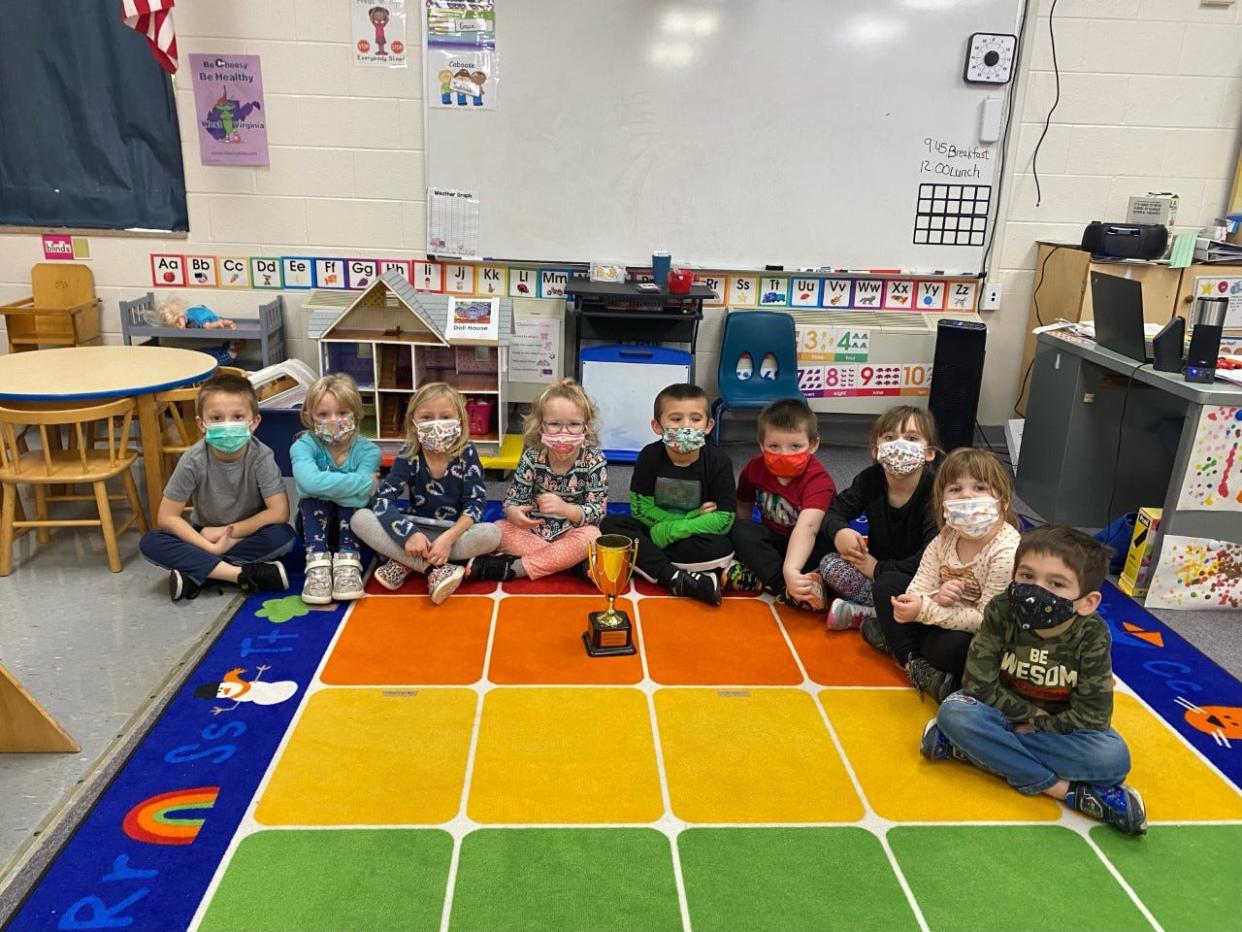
1014, 244, 1065, 416
1101, 362, 1143, 533
1032, 0, 1061, 207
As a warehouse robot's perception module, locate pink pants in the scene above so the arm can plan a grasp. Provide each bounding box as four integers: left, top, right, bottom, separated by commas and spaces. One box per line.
495, 520, 600, 579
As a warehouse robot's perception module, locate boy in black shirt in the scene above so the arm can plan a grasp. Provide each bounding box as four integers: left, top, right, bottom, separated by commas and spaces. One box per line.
601, 384, 734, 605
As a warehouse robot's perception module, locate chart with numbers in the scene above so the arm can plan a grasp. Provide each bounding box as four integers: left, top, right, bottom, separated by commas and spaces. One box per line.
912, 183, 990, 246
797, 363, 932, 398
796, 326, 870, 363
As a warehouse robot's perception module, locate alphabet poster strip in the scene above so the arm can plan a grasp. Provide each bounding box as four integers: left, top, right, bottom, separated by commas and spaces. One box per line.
218, 256, 250, 288
185, 256, 219, 288
150, 254, 186, 287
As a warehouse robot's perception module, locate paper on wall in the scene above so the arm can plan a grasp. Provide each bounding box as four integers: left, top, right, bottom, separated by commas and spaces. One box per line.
1177, 405, 1242, 511
428, 188, 481, 258
1191, 276, 1242, 328
509, 299, 562, 383
1144, 534, 1242, 611
353, 0, 408, 67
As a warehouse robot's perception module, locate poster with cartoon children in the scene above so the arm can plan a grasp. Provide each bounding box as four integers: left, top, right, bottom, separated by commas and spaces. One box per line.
428, 50, 497, 109
353, 0, 408, 68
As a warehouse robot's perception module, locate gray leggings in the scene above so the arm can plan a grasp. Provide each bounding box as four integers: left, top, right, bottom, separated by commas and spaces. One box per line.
350, 509, 501, 571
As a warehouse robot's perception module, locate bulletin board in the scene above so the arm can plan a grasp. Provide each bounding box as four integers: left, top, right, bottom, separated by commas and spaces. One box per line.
423, 0, 1025, 274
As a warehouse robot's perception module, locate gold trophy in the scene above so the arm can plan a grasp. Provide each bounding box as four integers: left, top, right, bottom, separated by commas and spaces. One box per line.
582, 534, 638, 657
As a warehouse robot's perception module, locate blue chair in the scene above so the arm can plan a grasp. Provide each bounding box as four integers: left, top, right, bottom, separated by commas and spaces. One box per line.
711, 310, 807, 444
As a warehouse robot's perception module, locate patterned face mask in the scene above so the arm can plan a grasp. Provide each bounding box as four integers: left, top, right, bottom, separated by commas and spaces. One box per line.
313, 414, 356, 445
1008, 581, 1079, 631
415, 418, 461, 453
542, 432, 586, 457
876, 438, 925, 476
943, 496, 1000, 538
662, 426, 706, 454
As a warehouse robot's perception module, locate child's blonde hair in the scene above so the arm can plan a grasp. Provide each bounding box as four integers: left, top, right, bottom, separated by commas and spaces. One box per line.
522, 378, 600, 450
933, 447, 1019, 530
300, 373, 365, 433
400, 382, 470, 459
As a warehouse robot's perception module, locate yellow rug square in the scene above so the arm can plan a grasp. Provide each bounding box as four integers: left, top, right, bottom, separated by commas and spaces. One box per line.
656, 688, 863, 823
1114, 692, 1242, 821
468, 687, 664, 824
256, 688, 475, 826
820, 689, 1061, 822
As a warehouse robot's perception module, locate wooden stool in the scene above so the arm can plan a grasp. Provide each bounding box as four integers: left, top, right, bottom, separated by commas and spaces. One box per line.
0, 263, 102, 354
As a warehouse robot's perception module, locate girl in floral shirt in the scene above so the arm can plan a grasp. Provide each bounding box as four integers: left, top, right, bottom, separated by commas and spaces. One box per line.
467, 379, 606, 580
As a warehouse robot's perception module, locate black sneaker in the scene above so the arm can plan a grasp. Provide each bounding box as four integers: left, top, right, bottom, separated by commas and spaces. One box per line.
567, 560, 593, 581
860, 614, 889, 654
668, 569, 723, 606
169, 569, 203, 602
908, 657, 957, 703
1067, 782, 1148, 835
237, 561, 290, 593
466, 554, 516, 582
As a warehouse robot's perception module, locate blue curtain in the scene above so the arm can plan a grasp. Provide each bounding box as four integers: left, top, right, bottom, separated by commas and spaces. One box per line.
0, 0, 188, 231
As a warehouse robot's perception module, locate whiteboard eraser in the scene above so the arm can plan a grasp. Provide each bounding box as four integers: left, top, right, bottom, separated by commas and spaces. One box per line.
979, 96, 1003, 143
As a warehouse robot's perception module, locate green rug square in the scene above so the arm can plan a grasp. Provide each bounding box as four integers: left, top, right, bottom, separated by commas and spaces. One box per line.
1092, 825, 1242, 932
678, 827, 918, 931
450, 828, 680, 932
889, 826, 1148, 932
199, 829, 452, 932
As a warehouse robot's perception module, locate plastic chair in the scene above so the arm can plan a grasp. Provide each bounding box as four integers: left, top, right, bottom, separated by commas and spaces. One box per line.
0, 398, 148, 574
711, 310, 807, 443
0, 264, 102, 354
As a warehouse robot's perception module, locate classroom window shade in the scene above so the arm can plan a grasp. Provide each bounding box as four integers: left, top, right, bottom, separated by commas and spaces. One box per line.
0, 0, 188, 231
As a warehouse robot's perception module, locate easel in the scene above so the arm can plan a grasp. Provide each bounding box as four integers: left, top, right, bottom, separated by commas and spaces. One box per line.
0, 661, 78, 752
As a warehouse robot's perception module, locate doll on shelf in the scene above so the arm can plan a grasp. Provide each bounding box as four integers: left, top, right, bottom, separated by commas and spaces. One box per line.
158, 298, 237, 330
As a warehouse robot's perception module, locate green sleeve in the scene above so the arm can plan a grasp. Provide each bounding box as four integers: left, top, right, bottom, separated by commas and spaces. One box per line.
650, 509, 735, 548
962, 600, 1044, 724
1029, 619, 1114, 734
631, 492, 678, 529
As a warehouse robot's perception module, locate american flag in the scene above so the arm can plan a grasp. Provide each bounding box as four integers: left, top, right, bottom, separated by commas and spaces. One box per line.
121, 0, 178, 74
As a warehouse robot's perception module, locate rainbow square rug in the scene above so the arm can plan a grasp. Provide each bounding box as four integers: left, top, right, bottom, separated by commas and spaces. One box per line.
4, 575, 1241, 931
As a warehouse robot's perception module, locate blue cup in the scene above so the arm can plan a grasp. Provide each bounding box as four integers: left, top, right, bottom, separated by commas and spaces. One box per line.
652, 251, 671, 288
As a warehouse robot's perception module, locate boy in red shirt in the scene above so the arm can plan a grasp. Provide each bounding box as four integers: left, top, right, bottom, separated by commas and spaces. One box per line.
725, 398, 836, 610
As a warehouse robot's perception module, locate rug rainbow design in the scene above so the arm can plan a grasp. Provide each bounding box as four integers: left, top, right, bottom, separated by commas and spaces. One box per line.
6, 578, 1242, 931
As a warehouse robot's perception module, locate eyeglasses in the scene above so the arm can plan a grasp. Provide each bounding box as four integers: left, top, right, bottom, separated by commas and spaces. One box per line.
543, 420, 586, 435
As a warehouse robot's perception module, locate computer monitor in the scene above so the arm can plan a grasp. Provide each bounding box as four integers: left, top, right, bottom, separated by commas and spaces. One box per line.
1090, 271, 1149, 364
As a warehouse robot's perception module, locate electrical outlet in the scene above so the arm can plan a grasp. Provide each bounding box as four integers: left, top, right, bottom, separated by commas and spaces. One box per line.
980, 280, 1002, 310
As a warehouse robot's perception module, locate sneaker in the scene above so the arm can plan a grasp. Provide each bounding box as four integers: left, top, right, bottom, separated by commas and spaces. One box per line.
301, 554, 334, 605
372, 559, 412, 592
860, 614, 889, 654
466, 554, 517, 582
908, 657, 957, 703
332, 552, 365, 601
721, 562, 764, 593
238, 561, 289, 594
567, 560, 593, 581
920, 719, 966, 762
169, 569, 203, 602
776, 571, 827, 612
1067, 782, 1148, 835
826, 598, 877, 631
668, 569, 723, 606
427, 563, 466, 604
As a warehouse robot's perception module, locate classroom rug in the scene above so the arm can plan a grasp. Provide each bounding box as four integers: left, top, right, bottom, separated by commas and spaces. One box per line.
4, 578, 1242, 932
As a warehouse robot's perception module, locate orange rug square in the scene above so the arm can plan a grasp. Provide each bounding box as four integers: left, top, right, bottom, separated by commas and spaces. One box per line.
500, 574, 605, 596
777, 604, 907, 687
488, 596, 642, 684
641, 598, 802, 685
320, 596, 492, 685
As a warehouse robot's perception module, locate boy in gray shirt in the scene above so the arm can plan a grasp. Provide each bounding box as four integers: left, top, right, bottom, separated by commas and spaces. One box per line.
139, 373, 295, 601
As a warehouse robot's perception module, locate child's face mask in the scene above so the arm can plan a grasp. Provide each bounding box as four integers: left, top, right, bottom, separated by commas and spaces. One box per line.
1007, 582, 1080, 630
416, 418, 461, 453
314, 414, 356, 445
943, 496, 999, 538
542, 432, 586, 457
876, 438, 925, 476
763, 449, 811, 479
662, 426, 706, 454
204, 422, 251, 453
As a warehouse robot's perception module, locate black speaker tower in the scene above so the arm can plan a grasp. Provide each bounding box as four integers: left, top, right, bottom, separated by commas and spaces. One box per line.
928, 319, 987, 451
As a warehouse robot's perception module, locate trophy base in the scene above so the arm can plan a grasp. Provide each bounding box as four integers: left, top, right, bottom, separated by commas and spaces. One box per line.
583, 610, 636, 657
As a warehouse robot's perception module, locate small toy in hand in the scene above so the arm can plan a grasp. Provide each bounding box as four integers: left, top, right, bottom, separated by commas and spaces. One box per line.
157, 297, 237, 330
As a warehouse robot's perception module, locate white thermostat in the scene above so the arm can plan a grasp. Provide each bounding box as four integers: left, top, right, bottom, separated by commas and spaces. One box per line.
963, 32, 1017, 85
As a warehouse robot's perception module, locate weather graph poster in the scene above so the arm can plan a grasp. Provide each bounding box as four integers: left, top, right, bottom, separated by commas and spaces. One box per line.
189, 54, 269, 166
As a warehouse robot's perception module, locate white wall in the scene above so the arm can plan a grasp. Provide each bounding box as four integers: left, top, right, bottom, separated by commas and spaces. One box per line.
1, 0, 1240, 424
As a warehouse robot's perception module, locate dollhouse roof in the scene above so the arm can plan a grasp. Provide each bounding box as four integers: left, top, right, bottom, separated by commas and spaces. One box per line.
320, 269, 449, 345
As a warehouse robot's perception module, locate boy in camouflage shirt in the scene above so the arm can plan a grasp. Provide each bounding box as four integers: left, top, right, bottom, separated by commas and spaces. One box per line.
920, 525, 1146, 835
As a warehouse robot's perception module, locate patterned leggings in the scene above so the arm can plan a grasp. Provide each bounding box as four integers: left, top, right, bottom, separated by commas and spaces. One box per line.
819, 553, 874, 606
495, 520, 600, 579
300, 498, 358, 555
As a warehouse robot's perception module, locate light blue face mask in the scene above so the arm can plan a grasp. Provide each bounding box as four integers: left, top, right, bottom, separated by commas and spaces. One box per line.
204, 422, 251, 453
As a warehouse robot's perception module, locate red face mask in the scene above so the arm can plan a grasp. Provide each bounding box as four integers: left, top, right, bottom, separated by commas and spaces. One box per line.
763, 449, 812, 478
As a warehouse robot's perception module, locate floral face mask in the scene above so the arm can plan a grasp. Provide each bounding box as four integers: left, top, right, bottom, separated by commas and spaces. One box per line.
314, 414, 356, 445
662, 426, 706, 454
876, 438, 925, 476
943, 496, 1000, 538
415, 418, 462, 453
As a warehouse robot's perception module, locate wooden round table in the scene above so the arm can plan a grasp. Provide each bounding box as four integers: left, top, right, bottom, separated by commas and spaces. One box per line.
0, 346, 218, 523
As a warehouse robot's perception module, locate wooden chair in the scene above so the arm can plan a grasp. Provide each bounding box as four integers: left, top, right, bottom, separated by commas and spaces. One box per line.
0, 264, 102, 354
0, 398, 149, 574
152, 367, 245, 507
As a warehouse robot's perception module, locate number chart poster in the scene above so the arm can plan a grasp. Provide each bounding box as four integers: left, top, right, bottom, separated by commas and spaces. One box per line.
1178, 405, 1242, 512
798, 363, 932, 399
796, 325, 870, 363
189, 54, 269, 166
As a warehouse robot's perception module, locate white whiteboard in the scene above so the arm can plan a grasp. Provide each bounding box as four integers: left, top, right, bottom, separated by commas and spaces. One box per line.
581, 358, 690, 454
424, 0, 1024, 275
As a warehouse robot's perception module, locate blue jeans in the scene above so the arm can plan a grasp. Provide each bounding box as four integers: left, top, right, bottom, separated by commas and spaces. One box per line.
139, 523, 296, 584
299, 498, 358, 555
936, 691, 1131, 795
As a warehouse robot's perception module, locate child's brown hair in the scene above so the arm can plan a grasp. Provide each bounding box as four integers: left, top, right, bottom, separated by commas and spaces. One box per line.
756, 397, 818, 445
196, 373, 258, 418
653, 383, 710, 421
1015, 525, 1109, 596
522, 378, 600, 450
870, 404, 940, 454
932, 447, 1018, 529
400, 382, 470, 459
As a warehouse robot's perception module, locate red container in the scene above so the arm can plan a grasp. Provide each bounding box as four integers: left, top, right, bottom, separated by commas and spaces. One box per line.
466, 397, 494, 436
668, 268, 694, 294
